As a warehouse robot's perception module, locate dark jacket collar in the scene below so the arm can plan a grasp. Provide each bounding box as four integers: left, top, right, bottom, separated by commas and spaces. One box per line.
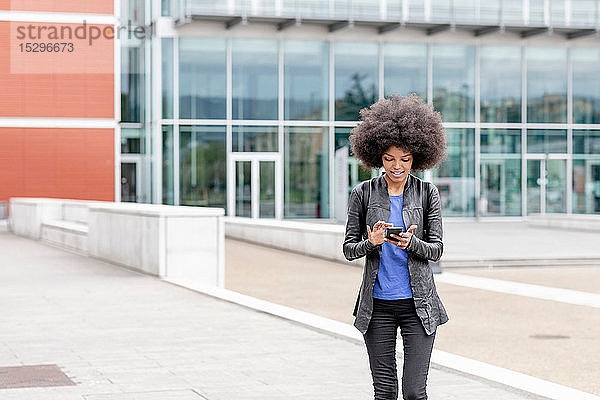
371, 172, 417, 210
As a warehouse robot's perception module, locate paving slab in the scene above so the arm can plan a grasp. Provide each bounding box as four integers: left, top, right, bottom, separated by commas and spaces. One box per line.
0, 232, 542, 399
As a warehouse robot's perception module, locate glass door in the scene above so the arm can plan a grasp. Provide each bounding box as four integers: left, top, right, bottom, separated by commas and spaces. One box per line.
230, 154, 281, 219
588, 162, 600, 213
480, 160, 504, 215
527, 159, 542, 214
526, 157, 567, 215
235, 161, 252, 217
121, 161, 140, 202
545, 159, 567, 213
259, 161, 276, 218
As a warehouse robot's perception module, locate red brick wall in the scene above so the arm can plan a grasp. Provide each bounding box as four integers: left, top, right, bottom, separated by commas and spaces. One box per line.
0, 2, 116, 206
0, 128, 115, 202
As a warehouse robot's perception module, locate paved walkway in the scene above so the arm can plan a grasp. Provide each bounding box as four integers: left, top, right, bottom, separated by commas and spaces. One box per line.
225, 238, 600, 395
0, 232, 543, 400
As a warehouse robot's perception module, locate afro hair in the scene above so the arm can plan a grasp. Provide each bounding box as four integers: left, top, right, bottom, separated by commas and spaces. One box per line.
349, 93, 447, 171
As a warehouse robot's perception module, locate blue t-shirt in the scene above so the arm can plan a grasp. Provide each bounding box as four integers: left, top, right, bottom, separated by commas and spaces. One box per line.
372, 194, 413, 300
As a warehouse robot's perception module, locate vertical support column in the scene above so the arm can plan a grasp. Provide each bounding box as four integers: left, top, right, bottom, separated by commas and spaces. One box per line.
378, 41, 384, 100
329, 39, 336, 219
173, 37, 180, 205
151, 37, 162, 204
424, 43, 433, 184
566, 47, 573, 214
402, 0, 409, 23
475, 44, 481, 220
379, 0, 387, 20
424, 0, 432, 22
226, 38, 234, 215
251, 159, 259, 218
144, 1, 154, 204
114, 0, 121, 203
521, 45, 528, 218
277, 40, 284, 220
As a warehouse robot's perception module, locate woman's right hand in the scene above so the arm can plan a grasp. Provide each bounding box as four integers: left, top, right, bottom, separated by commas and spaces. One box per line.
367, 221, 392, 246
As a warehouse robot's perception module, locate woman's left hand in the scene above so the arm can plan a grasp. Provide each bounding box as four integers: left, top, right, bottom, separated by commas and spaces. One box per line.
384, 225, 417, 250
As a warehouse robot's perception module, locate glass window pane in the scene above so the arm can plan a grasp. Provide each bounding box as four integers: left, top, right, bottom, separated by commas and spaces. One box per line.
120, 0, 144, 25
527, 129, 567, 153
431, 128, 475, 216
179, 125, 227, 211
334, 127, 375, 221
120, 41, 144, 123
161, 38, 174, 119
480, 128, 521, 154
571, 0, 599, 27
432, 45, 475, 122
284, 40, 329, 121
121, 127, 143, 154
179, 38, 226, 119
162, 125, 174, 205
232, 126, 278, 152
573, 158, 600, 214
573, 130, 600, 155
480, 46, 521, 123
335, 42, 378, 121
235, 161, 252, 217
384, 43, 426, 100
480, 159, 522, 216
573, 49, 600, 124
527, 159, 541, 214
546, 159, 566, 213
529, 0, 544, 24
284, 126, 329, 218
161, 0, 171, 16
259, 161, 276, 218
527, 47, 567, 123
232, 39, 278, 120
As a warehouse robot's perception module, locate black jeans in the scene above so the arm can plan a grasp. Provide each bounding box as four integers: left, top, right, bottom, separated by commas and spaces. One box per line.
363, 297, 436, 400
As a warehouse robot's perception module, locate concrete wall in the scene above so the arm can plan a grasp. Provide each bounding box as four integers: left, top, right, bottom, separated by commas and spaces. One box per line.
224, 217, 362, 267
9, 198, 225, 287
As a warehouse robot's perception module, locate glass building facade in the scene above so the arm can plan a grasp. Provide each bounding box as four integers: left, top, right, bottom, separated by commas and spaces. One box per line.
122, 0, 600, 219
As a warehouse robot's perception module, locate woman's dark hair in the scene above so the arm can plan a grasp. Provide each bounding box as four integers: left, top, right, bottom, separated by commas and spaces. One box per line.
349, 93, 447, 171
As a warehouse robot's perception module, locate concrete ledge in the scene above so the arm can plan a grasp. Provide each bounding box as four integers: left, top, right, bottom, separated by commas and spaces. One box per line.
527, 213, 600, 233
41, 220, 89, 254
224, 216, 362, 267
9, 197, 226, 288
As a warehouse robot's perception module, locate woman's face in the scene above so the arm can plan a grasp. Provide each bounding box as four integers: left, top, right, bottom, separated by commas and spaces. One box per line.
382, 146, 413, 184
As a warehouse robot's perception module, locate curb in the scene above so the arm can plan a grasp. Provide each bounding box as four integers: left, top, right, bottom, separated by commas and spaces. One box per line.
161, 277, 599, 400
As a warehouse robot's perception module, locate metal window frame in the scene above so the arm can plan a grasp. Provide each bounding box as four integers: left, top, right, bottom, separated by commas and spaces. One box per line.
150, 12, 600, 220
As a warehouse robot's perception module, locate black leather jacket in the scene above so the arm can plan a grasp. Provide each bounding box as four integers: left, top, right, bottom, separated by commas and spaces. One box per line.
343, 172, 449, 336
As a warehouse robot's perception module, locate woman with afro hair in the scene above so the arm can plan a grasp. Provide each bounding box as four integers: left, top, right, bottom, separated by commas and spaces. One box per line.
342, 93, 449, 400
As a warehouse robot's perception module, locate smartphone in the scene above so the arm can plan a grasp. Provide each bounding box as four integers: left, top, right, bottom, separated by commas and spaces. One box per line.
385, 227, 404, 241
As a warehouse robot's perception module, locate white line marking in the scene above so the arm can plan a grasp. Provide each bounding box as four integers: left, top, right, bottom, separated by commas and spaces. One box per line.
0, 117, 117, 129
435, 272, 600, 308
0, 11, 116, 24
163, 277, 600, 400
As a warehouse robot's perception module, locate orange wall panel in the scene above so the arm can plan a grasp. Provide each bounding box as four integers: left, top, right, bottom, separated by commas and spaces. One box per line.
0, 127, 115, 203
0, 21, 114, 118
0, 0, 113, 14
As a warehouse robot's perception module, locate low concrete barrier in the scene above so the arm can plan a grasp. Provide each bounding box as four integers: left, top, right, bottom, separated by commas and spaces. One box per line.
88, 202, 224, 286
225, 217, 362, 267
527, 213, 600, 233
9, 198, 225, 287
